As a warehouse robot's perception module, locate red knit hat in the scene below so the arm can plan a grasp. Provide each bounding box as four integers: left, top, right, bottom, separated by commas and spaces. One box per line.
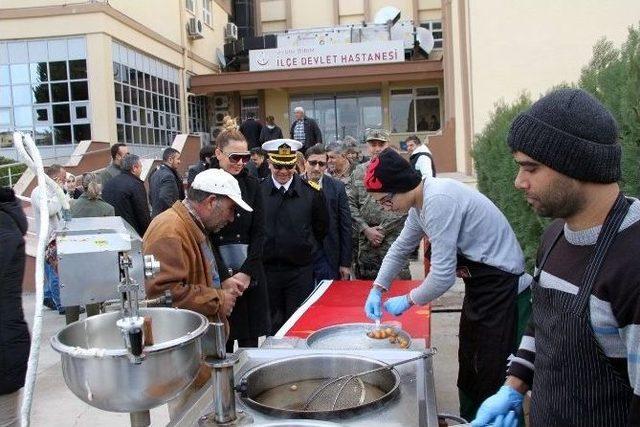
364, 149, 422, 193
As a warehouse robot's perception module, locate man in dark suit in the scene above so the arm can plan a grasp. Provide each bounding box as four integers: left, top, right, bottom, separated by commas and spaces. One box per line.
149, 147, 184, 217
303, 144, 352, 282
102, 154, 151, 237
260, 139, 328, 334
239, 112, 263, 150
290, 106, 322, 154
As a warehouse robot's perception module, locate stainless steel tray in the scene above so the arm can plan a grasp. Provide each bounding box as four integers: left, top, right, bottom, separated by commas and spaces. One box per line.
305, 323, 412, 350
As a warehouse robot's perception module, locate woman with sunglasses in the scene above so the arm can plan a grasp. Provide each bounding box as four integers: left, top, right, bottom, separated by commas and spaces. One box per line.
210, 129, 271, 352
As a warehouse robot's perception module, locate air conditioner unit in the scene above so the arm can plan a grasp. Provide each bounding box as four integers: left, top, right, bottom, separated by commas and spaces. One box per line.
213, 95, 229, 109
187, 18, 204, 39
224, 22, 238, 41
215, 111, 228, 125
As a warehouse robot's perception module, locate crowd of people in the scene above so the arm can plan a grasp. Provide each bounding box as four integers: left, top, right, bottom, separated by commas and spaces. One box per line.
2, 91, 637, 426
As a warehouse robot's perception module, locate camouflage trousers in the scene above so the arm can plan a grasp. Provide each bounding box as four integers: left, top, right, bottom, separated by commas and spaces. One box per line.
355, 235, 411, 280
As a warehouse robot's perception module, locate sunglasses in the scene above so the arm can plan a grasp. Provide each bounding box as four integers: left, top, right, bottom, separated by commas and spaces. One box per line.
375, 192, 395, 208
223, 152, 251, 164
273, 163, 295, 170
308, 160, 327, 167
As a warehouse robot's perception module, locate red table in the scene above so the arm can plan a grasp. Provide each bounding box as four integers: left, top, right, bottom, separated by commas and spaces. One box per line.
275, 280, 431, 346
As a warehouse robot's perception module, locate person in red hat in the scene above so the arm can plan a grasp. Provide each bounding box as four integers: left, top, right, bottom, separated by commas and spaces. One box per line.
362, 148, 530, 422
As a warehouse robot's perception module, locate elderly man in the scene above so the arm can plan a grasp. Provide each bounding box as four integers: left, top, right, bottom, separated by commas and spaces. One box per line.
261, 139, 328, 333
289, 107, 322, 153
347, 129, 410, 280
473, 89, 640, 426
303, 144, 352, 283
326, 141, 356, 184
102, 154, 150, 237
100, 143, 128, 187
144, 168, 252, 328
149, 147, 184, 217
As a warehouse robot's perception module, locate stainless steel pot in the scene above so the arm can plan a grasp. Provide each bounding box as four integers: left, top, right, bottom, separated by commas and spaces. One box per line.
50, 307, 209, 412
238, 354, 400, 419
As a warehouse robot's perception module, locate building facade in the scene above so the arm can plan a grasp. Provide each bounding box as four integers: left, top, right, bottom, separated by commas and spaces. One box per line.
0, 0, 229, 158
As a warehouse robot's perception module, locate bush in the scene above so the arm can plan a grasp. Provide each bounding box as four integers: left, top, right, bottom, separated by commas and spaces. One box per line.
0, 156, 27, 188
579, 24, 640, 197
472, 95, 549, 271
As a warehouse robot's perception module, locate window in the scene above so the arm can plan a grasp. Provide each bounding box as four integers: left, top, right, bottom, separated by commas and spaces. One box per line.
240, 96, 259, 122
420, 21, 443, 50
186, 0, 195, 13
390, 87, 441, 133
188, 95, 208, 133
203, 0, 212, 26
0, 37, 90, 145
112, 41, 181, 145
289, 92, 382, 143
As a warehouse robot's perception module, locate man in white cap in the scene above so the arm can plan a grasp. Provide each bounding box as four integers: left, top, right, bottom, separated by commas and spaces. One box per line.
260, 138, 328, 333
143, 168, 253, 336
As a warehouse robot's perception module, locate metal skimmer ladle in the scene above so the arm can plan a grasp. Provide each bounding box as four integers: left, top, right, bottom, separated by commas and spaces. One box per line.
303, 348, 437, 411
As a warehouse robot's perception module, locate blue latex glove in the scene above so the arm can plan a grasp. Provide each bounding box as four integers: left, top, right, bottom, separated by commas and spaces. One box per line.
364, 287, 382, 320
471, 386, 523, 427
383, 295, 412, 316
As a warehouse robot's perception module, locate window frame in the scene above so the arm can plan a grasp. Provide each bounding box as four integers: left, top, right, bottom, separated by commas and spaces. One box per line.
186, 0, 196, 14
389, 86, 441, 134
203, 0, 213, 27
420, 20, 443, 50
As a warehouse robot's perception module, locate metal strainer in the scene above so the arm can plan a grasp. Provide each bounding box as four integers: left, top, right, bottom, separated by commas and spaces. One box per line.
303, 349, 437, 411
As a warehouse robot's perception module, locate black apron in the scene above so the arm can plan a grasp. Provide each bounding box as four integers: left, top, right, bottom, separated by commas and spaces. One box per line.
455, 255, 520, 408
530, 193, 633, 426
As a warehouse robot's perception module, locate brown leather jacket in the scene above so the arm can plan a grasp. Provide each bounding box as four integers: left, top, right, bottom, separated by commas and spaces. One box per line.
143, 200, 227, 328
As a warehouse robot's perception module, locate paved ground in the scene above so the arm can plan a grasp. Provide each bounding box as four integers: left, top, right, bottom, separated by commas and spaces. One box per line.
20, 254, 463, 426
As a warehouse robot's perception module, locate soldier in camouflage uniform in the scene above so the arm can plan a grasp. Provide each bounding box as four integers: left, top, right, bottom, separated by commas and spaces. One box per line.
347, 129, 411, 280
326, 141, 357, 185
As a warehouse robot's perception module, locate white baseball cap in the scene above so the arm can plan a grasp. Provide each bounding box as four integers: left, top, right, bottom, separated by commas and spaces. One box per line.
191, 169, 253, 212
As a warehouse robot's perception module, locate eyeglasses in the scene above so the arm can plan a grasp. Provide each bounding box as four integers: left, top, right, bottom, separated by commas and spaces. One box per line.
273, 163, 295, 170
308, 160, 327, 167
223, 152, 251, 164
375, 192, 395, 208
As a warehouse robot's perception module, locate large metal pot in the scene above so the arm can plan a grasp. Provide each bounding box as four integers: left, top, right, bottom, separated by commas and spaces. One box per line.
238, 354, 400, 419
51, 307, 208, 412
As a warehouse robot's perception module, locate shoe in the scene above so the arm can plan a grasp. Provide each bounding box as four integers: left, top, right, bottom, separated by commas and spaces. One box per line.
43, 298, 56, 310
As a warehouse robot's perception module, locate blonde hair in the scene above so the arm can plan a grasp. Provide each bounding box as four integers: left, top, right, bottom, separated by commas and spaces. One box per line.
81, 172, 102, 200
222, 115, 239, 132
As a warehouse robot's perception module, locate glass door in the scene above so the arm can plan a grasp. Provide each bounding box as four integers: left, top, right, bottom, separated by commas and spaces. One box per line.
336, 96, 358, 141
313, 98, 337, 143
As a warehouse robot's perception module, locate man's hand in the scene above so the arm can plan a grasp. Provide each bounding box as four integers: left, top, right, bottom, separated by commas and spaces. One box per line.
221, 277, 244, 297
232, 272, 251, 291
364, 226, 385, 248
339, 266, 351, 280
221, 289, 238, 317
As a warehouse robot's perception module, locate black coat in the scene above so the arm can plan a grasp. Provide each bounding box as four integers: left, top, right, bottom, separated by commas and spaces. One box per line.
319, 175, 352, 274
211, 170, 271, 339
261, 174, 329, 268
0, 189, 30, 395
239, 118, 263, 150
259, 125, 283, 144
149, 164, 185, 217
102, 172, 151, 237
187, 161, 209, 185
289, 117, 323, 153
246, 161, 270, 180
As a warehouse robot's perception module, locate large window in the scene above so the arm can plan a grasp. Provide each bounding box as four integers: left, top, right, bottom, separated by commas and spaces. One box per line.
240, 96, 259, 122
420, 21, 443, 50
188, 95, 208, 133
390, 87, 441, 133
112, 41, 181, 145
0, 37, 90, 146
289, 92, 382, 143
186, 0, 195, 14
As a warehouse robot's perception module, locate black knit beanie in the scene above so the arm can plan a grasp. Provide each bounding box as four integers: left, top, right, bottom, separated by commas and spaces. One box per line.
364, 148, 422, 193
507, 88, 620, 183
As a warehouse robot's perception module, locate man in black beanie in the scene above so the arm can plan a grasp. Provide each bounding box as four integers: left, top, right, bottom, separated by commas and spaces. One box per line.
473, 89, 639, 426
362, 149, 532, 421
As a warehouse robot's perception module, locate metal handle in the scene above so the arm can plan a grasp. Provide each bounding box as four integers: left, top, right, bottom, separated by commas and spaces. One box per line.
357, 348, 437, 377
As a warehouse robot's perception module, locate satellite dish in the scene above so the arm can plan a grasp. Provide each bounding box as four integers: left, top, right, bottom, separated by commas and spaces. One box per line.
216, 48, 227, 69
415, 27, 435, 55
374, 6, 401, 25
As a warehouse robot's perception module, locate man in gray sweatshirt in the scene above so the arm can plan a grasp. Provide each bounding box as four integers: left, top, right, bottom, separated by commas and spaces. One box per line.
363, 148, 531, 421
